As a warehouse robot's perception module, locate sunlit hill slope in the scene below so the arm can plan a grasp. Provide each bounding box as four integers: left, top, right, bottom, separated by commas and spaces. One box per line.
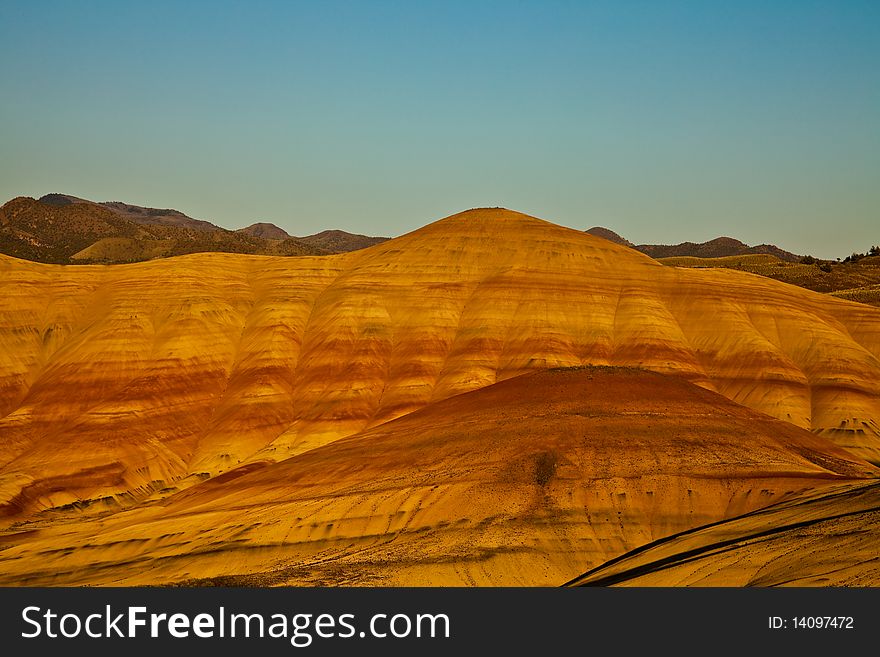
0, 367, 874, 586
1, 207, 880, 524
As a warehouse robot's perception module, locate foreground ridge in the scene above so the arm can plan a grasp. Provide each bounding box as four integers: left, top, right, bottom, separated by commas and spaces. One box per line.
0, 368, 875, 586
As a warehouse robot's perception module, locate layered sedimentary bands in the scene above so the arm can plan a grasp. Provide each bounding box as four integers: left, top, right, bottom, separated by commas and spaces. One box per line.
567, 480, 880, 586
0, 368, 875, 586
1, 207, 880, 585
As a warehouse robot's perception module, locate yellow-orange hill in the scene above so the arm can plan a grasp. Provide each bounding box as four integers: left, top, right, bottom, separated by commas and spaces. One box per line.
567, 479, 880, 587
1, 208, 880, 519
0, 367, 874, 586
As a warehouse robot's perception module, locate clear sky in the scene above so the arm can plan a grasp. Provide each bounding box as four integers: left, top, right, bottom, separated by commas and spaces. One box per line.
1, 1, 877, 257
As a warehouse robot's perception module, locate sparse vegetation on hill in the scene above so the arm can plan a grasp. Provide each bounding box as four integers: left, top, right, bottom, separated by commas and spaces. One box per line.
844, 245, 880, 264
236, 222, 291, 240
587, 225, 879, 308
39, 193, 220, 232
585, 226, 634, 247
639, 236, 800, 261
299, 229, 389, 253
586, 225, 801, 262
660, 252, 880, 307
2, 194, 390, 263
0, 197, 325, 264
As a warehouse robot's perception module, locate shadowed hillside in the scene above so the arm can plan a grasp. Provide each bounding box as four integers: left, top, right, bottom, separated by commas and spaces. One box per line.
299, 229, 389, 252
585, 226, 634, 247
567, 479, 880, 586
236, 222, 291, 239
39, 193, 220, 232
0, 197, 323, 263
639, 236, 799, 261
586, 225, 801, 261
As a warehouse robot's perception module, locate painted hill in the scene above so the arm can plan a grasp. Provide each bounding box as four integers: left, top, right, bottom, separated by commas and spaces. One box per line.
1, 206, 879, 530
0, 367, 873, 586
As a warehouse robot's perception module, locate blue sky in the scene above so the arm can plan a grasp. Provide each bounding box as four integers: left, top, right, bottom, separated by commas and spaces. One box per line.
1, 0, 877, 256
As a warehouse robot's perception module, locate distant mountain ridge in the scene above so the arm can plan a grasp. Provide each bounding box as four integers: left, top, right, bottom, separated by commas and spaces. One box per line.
587, 226, 800, 262
39, 193, 220, 232
0, 197, 323, 264
236, 222, 291, 240
637, 236, 800, 262
585, 226, 634, 247
299, 229, 389, 253
0, 194, 391, 264
2, 196, 802, 265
